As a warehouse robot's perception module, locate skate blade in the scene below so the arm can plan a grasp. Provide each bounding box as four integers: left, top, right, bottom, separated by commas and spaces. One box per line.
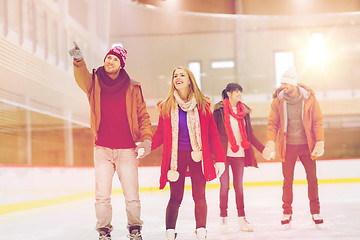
315, 223, 323, 229
220, 223, 227, 233
240, 228, 254, 232
281, 223, 291, 230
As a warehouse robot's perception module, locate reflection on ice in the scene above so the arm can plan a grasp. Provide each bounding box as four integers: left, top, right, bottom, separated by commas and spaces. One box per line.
0, 183, 359, 240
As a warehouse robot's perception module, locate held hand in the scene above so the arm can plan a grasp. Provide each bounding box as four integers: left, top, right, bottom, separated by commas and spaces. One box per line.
68, 41, 83, 61
135, 139, 152, 159
262, 141, 276, 160
215, 162, 225, 178
311, 141, 324, 158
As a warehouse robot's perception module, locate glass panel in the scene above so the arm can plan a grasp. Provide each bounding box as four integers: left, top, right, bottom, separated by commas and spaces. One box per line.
0, 102, 27, 165
188, 62, 201, 90
72, 125, 93, 166
211, 60, 235, 69
68, 0, 88, 29
48, 20, 58, 63
307, 33, 326, 66
0, 0, 5, 27
7, 0, 19, 33
274, 51, 294, 87
27, 0, 36, 51
36, 9, 47, 55
31, 112, 65, 166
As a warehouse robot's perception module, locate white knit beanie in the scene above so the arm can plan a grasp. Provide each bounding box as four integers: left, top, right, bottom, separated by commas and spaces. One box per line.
280, 67, 297, 86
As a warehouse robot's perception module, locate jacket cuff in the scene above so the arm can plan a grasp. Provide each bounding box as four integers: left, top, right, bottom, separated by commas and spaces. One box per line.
73, 59, 84, 66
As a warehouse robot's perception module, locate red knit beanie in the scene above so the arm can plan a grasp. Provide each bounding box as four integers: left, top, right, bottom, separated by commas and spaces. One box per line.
104, 45, 127, 68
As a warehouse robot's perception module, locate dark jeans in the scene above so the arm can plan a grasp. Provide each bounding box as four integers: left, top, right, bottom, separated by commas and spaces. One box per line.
282, 144, 320, 215
219, 156, 245, 217
166, 149, 207, 229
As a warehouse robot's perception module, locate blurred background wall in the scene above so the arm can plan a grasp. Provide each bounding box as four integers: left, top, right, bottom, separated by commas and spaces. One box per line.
1, 0, 360, 167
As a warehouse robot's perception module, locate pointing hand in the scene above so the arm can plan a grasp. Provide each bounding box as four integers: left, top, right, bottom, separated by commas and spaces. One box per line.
69, 41, 83, 61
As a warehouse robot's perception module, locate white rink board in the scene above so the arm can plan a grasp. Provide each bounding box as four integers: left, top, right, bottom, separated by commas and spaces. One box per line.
0, 159, 359, 205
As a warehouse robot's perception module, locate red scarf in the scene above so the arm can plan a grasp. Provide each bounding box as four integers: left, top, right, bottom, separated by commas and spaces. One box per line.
223, 98, 250, 152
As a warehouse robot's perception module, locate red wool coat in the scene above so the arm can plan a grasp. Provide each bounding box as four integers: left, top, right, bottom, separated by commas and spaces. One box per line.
152, 107, 226, 189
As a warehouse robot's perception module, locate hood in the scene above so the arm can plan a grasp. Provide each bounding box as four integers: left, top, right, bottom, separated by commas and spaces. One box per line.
272, 83, 315, 100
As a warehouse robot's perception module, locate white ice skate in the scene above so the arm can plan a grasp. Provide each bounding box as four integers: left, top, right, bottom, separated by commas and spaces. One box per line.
312, 214, 324, 225
281, 214, 292, 225
196, 227, 207, 240
219, 217, 227, 233
238, 216, 254, 232
166, 229, 177, 240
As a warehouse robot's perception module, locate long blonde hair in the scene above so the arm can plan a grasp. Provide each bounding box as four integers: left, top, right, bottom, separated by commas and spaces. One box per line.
160, 66, 210, 117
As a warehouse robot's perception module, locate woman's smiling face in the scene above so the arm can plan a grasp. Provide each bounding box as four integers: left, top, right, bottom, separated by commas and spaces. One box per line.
173, 68, 190, 91
227, 89, 242, 104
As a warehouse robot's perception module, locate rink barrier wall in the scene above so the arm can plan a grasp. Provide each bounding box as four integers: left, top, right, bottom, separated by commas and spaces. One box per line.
1, 178, 360, 215
1, 159, 360, 214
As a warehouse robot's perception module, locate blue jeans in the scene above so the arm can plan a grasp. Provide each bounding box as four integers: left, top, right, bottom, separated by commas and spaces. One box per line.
166, 149, 207, 229
219, 156, 245, 217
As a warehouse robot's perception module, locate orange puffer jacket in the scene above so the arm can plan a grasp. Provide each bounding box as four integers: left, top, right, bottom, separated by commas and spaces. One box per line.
266, 85, 324, 161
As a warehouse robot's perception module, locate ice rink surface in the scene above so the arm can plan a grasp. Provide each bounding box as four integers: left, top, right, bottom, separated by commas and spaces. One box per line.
1, 182, 359, 240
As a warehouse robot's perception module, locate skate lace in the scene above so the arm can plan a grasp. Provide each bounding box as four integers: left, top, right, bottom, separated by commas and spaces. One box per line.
312, 214, 322, 220
239, 217, 250, 224
282, 214, 291, 220
99, 233, 111, 240
127, 231, 142, 240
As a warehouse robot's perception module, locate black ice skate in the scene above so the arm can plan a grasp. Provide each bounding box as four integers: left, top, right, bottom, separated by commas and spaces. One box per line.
99, 227, 111, 240
128, 226, 143, 240
281, 214, 292, 225
312, 214, 324, 224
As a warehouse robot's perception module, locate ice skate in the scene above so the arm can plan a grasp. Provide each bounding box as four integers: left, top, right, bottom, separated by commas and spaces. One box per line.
128, 226, 143, 240
312, 214, 324, 224
238, 216, 254, 232
99, 227, 111, 240
166, 229, 177, 240
281, 214, 292, 225
219, 217, 227, 233
195, 227, 207, 240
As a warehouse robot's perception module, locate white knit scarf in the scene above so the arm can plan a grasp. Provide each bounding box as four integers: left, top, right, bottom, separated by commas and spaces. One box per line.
167, 92, 202, 182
